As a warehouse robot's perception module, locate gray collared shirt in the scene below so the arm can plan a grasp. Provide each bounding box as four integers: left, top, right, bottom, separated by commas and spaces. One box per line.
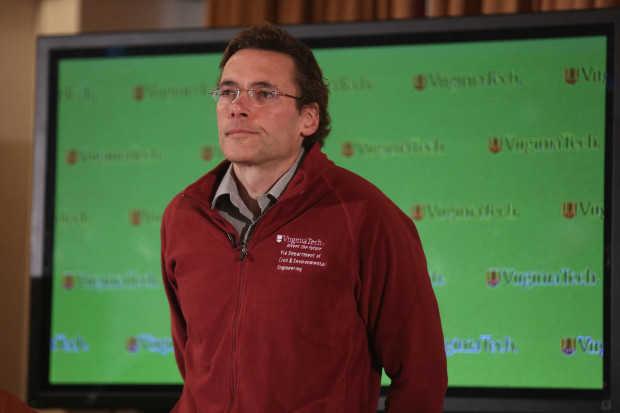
211, 147, 305, 244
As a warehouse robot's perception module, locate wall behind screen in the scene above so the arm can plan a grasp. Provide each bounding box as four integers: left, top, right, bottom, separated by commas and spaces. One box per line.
0, 0, 39, 404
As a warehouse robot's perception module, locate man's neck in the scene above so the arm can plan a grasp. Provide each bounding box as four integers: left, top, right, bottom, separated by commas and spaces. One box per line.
231, 150, 301, 218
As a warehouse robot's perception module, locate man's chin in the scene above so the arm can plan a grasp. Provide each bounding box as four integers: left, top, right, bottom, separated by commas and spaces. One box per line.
221, 142, 252, 159
222, 150, 258, 166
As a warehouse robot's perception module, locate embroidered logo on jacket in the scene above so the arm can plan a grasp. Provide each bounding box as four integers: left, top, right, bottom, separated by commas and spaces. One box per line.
276, 234, 326, 272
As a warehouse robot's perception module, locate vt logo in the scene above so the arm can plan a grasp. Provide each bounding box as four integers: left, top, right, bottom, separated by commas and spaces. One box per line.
562, 202, 577, 219
486, 269, 501, 288
129, 210, 142, 226
133, 85, 145, 101
488, 137, 502, 154
564, 68, 579, 85
341, 141, 354, 158
201, 146, 213, 161
410, 204, 425, 221
412, 74, 427, 91
61, 273, 75, 290
126, 337, 139, 353
561, 337, 576, 356
65, 149, 78, 165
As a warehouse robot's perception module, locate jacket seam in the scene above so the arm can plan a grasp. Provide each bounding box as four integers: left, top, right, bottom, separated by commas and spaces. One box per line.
317, 173, 357, 407
319, 174, 355, 246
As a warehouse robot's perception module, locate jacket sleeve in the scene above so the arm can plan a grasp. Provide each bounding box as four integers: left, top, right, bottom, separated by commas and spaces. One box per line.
161, 204, 188, 380
357, 204, 447, 412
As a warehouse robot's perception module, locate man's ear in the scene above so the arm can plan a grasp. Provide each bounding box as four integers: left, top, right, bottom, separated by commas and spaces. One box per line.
300, 103, 319, 137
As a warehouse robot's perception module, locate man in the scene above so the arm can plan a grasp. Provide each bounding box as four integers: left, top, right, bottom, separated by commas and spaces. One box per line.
161, 23, 447, 413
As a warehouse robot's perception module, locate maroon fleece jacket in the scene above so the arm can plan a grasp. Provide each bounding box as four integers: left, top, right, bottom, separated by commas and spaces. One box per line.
161, 144, 447, 412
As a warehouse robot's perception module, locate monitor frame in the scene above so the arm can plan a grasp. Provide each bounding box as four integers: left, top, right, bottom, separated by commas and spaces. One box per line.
29, 9, 620, 412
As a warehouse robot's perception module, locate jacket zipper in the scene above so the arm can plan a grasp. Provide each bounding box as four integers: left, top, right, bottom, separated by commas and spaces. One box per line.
228, 243, 246, 413
225, 219, 263, 411
182, 192, 291, 410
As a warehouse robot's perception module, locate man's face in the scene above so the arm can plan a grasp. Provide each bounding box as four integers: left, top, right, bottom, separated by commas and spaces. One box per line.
216, 49, 318, 171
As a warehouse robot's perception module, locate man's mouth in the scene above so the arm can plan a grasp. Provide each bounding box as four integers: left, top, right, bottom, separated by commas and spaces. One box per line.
226, 128, 257, 136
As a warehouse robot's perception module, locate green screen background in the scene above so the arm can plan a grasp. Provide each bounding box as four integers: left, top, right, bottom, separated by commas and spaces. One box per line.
49, 36, 606, 389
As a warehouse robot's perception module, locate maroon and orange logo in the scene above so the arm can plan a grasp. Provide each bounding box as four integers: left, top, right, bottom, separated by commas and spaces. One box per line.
201, 146, 213, 161
564, 68, 579, 85
126, 337, 139, 353
133, 85, 145, 101
412, 74, 427, 91
486, 269, 501, 288
562, 202, 577, 219
129, 210, 142, 226
61, 273, 75, 290
410, 204, 425, 221
561, 337, 576, 356
488, 137, 502, 154
341, 142, 354, 158
65, 149, 78, 165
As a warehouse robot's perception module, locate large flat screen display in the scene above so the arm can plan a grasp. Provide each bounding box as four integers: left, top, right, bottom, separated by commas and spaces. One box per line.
29, 9, 620, 412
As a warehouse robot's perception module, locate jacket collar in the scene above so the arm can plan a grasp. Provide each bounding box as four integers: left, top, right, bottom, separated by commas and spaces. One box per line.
182, 142, 333, 207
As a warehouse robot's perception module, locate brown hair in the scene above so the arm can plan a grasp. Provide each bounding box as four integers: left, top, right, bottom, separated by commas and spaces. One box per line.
220, 23, 331, 147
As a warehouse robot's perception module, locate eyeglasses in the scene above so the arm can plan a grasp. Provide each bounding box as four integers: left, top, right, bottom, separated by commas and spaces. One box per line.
210, 87, 303, 106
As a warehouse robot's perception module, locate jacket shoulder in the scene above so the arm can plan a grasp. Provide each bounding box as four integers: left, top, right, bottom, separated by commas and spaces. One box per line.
316, 164, 416, 241
322, 165, 405, 214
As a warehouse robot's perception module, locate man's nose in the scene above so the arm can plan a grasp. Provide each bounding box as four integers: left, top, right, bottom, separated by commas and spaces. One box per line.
230, 90, 250, 117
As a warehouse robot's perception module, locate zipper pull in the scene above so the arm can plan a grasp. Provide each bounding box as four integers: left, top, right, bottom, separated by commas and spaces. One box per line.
228, 233, 248, 261
238, 244, 248, 261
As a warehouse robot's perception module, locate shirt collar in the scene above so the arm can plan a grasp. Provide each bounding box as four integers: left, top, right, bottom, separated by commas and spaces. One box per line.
211, 146, 306, 213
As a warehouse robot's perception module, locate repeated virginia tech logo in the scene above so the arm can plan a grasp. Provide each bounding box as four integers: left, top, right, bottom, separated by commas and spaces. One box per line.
561, 336, 603, 357
60, 270, 159, 291
126, 336, 139, 353
561, 201, 604, 220
65, 149, 79, 165
485, 267, 598, 289
61, 273, 75, 290
410, 204, 424, 221
339, 139, 445, 158
341, 142, 354, 158
562, 202, 576, 219
132, 83, 211, 101
328, 76, 372, 92
412, 70, 521, 91
486, 269, 501, 288
201, 145, 214, 161
564, 67, 606, 85
410, 202, 518, 222
58, 86, 94, 102
55, 211, 90, 226
50, 334, 90, 353
444, 335, 518, 357
128, 209, 163, 226
488, 137, 502, 154
412, 74, 426, 91
487, 133, 601, 154
126, 334, 174, 355
133, 85, 145, 101
429, 270, 446, 287
64, 147, 163, 165
564, 68, 579, 85
129, 209, 142, 226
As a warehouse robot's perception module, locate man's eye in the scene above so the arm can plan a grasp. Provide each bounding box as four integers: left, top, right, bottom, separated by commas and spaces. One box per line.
220, 88, 236, 97
256, 89, 275, 100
